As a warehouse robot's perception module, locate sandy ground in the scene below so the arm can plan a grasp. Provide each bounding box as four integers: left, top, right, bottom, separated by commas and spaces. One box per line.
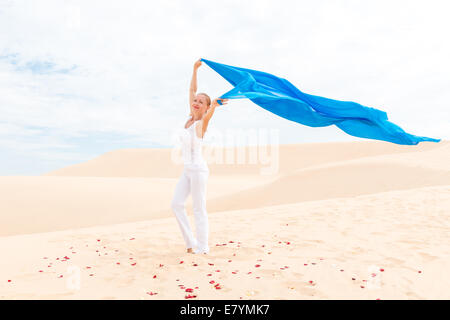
0, 140, 449, 299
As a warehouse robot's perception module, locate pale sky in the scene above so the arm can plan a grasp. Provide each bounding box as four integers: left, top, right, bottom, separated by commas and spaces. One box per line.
1, 0, 449, 175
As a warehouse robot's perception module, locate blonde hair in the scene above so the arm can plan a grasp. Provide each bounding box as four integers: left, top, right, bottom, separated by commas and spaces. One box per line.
197, 92, 211, 107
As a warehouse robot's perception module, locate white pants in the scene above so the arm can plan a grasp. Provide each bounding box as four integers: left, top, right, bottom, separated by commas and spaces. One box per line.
171, 167, 209, 254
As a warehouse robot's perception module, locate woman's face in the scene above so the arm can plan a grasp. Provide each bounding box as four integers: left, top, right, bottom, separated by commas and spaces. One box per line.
192, 94, 209, 117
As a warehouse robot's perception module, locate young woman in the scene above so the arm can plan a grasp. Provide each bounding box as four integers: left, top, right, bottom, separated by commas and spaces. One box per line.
171, 58, 229, 254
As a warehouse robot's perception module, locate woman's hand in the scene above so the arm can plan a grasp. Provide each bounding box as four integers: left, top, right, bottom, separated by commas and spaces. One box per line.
212, 98, 229, 108
194, 58, 202, 70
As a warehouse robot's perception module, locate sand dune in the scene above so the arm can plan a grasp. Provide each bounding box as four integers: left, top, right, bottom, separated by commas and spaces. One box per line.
1, 185, 448, 299
43, 140, 445, 178
1, 140, 449, 299
2, 141, 448, 236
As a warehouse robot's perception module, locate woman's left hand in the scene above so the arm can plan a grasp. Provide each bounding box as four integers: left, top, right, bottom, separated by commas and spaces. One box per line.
212, 98, 229, 108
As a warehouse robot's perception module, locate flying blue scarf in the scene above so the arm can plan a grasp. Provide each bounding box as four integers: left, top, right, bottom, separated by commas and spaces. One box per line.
200, 58, 440, 145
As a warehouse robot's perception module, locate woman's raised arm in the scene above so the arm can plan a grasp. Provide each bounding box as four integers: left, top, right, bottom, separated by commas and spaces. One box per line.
199, 98, 229, 138
189, 59, 202, 115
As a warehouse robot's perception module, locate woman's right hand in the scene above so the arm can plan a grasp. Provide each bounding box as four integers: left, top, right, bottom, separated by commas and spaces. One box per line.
194, 59, 202, 70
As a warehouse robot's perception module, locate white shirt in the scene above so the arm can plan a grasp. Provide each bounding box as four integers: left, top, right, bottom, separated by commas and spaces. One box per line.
179, 115, 208, 171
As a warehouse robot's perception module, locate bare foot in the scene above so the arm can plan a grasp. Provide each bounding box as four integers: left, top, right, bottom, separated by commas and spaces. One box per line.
187, 248, 193, 254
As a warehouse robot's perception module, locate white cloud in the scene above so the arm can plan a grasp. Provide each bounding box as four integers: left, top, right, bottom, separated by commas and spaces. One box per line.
0, 0, 449, 175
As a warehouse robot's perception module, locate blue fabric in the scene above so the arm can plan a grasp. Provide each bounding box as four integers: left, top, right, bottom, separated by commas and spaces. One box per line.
200, 58, 440, 145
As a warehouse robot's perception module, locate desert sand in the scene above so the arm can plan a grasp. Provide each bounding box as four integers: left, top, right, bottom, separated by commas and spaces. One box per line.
1, 140, 449, 299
